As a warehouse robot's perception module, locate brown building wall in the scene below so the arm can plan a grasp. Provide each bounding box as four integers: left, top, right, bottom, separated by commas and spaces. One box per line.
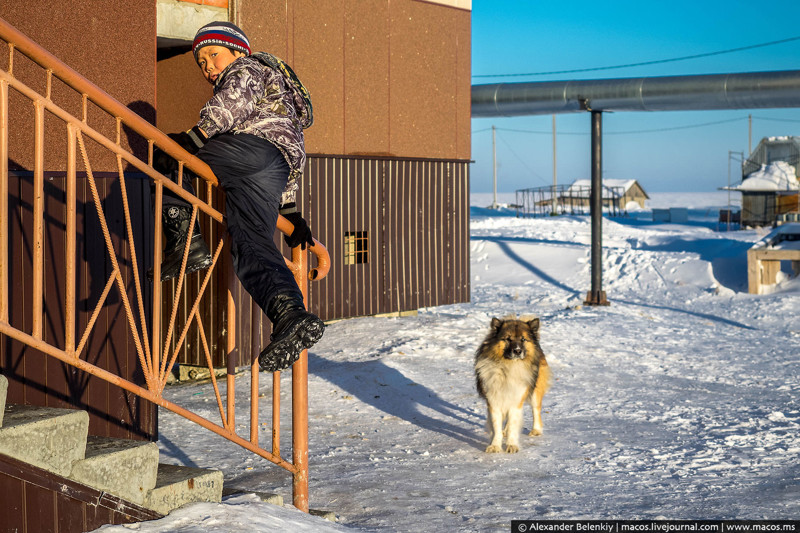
156, 50, 213, 132
1, 1, 157, 171
159, 0, 471, 161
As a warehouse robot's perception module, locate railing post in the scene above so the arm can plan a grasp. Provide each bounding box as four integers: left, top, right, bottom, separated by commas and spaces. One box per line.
292, 245, 310, 513
65, 124, 77, 353
32, 101, 45, 339
0, 79, 8, 324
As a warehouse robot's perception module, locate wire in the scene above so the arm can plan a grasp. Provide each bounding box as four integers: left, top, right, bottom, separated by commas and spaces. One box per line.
495, 132, 550, 185
473, 35, 800, 79
475, 117, 749, 136
605, 117, 748, 135
750, 115, 800, 124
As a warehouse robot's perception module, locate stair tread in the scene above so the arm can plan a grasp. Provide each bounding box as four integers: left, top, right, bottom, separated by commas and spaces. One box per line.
69, 436, 160, 505
153, 462, 223, 487
1, 404, 87, 426
143, 463, 224, 515
82, 435, 158, 459
0, 404, 88, 477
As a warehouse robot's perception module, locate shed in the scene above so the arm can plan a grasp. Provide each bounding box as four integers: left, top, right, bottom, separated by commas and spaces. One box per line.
566, 179, 650, 209
747, 223, 800, 294
725, 159, 800, 228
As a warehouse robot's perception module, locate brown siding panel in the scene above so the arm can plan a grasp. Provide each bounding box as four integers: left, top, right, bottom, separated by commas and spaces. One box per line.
0, 453, 162, 532
304, 154, 470, 322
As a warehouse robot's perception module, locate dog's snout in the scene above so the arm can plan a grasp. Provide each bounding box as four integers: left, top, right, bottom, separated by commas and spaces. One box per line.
505, 341, 524, 359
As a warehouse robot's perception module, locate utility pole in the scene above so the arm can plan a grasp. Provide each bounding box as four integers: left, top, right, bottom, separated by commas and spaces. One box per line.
728, 150, 733, 209
551, 115, 557, 216
491, 125, 498, 209
748, 114, 752, 156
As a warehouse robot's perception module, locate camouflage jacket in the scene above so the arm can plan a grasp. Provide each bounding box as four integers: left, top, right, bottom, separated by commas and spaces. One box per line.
196, 55, 309, 204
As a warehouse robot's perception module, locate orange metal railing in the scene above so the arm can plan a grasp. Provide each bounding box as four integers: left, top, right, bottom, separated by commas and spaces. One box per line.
0, 17, 329, 511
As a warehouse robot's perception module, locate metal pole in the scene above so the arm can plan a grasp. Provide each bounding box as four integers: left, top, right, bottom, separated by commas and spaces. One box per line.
552, 115, 557, 215
728, 150, 732, 210
492, 125, 498, 209
585, 110, 609, 306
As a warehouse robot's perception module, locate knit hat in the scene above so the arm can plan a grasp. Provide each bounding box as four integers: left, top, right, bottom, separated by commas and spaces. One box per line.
193, 21, 251, 59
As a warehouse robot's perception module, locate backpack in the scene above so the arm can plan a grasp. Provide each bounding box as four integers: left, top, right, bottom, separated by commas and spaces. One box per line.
252, 51, 314, 129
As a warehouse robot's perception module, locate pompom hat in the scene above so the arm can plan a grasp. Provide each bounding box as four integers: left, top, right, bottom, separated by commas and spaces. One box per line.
193, 21, 251, 59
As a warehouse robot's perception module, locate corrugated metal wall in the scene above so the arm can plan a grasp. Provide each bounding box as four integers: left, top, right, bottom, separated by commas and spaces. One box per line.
304, 154, 471, 322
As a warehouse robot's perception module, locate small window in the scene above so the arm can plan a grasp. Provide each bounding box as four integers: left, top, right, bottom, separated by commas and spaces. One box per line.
344, 231, 369, 265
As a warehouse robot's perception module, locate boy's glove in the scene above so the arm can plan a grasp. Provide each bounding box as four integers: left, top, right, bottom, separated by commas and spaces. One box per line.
168, 126, 207, 155
153, 147, 177, 176
152, 127, 207, 175
280, 203, 314, 249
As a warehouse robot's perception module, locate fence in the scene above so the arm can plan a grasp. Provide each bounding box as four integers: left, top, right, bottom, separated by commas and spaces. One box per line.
0, 16, 329, 511
515, 184, 627, 218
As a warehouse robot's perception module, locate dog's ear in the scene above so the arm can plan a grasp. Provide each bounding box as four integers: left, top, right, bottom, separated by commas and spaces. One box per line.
527, 318, 540, 336
490, 317, 503, 332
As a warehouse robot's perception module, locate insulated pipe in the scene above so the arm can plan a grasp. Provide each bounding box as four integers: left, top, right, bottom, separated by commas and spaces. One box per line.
472, 70, 800, 117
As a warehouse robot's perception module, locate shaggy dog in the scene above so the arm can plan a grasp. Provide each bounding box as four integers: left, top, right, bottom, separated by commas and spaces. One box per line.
474, 317, 551, 453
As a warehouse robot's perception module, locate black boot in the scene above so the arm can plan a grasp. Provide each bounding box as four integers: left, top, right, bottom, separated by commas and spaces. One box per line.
258, 293, 325, 372
147, 205, 213, 281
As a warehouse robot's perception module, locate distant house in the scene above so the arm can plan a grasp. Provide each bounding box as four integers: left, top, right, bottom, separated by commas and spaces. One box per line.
743, 136, 800, 178
566, 179, 650, 209
726, 137, 800, 227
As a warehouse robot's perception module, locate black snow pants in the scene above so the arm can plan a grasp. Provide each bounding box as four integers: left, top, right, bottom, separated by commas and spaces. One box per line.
162, 132, 303, 313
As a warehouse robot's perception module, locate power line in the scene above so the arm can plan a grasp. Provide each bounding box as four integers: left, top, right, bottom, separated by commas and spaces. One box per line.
473, 117, 748, 136
473, 35, 800, 79
495, 131, 549, 185
605, 117, 748, 135
750, 115, 800, 124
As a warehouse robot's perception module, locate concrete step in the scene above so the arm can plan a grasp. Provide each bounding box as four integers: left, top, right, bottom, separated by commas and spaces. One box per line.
0, 404, 89, 477
144, 463, 224, 515
0, 374, 7, 426
69, 436, 160, 506
0, 375, 223, 515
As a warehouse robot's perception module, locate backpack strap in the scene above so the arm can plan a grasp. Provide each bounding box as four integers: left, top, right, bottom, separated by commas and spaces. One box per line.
252, 52, 314, 129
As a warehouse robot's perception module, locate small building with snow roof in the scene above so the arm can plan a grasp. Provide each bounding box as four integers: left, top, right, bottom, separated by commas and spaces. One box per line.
566, 179, 650, 209
725, 136, 800, 227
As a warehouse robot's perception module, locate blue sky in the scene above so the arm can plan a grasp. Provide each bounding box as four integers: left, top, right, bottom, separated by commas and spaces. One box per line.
470, 1, 800, 193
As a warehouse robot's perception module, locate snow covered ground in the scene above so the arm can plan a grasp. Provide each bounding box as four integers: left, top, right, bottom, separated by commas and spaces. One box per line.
98, 192, 800, 532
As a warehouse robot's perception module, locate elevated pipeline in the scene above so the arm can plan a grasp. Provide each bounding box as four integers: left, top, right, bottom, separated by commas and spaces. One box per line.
472, 70, 800, 117
471, 70, 800, 305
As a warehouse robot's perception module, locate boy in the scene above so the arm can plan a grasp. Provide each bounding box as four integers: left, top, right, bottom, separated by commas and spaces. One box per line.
153, 21, 323, 373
